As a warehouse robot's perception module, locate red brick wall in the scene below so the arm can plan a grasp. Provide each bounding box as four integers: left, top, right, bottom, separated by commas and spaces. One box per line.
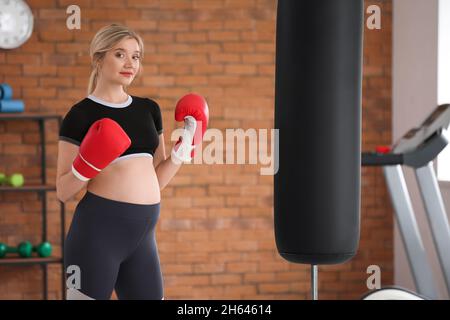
0, 0, 393, 300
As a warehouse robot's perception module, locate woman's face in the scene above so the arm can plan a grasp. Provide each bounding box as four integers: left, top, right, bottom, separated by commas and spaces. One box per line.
99, 37, 141, 87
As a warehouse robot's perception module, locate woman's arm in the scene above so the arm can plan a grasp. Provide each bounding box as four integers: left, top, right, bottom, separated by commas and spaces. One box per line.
56, 141, 88, 203
154, 133, 182, 191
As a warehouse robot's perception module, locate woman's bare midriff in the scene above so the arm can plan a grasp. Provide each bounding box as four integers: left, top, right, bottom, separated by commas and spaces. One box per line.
87, 156, 160, 205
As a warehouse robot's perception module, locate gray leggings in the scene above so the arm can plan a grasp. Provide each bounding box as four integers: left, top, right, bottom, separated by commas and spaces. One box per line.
64, 191, 163, 300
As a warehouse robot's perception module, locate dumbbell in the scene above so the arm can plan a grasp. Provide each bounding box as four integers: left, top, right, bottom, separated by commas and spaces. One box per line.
0, 173, 24, 187
0, 242, 29, 258
0, 243, 18, 258
0, 241, 52, 258
33, 242, 52, 257
20, 241, 53, 258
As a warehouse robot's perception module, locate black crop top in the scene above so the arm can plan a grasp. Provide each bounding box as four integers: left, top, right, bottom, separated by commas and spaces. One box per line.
59, 95, 163, 162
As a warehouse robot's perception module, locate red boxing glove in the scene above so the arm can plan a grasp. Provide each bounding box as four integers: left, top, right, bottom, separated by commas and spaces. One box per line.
72, 118, 131, 181
172, 93, 209, 164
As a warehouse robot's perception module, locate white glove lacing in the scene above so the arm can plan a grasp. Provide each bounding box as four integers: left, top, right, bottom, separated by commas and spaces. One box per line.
171, 116, 197, 165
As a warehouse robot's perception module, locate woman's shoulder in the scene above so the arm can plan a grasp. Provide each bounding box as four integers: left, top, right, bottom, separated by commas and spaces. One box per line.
131, 95, 159, 106
67, 97, 92, 112
131, 96, 162, 114
60, 98, 94, 122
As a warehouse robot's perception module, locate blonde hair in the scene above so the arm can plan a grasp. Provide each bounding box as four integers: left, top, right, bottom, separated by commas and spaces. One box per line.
88, 24, 144, 95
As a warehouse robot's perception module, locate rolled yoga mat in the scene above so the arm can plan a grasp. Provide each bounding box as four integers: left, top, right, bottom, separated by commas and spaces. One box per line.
0, 83, 13, 100
0, 100, 24, 113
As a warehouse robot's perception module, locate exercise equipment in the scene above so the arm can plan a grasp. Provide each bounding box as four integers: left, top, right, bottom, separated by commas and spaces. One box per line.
274, 0, 364, 299
0, 241, 52, 258
0, 83, 13, 100
0, 83, 25, 113
0, 243, 16, 258
0, 173, 24, 187
0, 100, 24, 113
0, 242, 32, 258
362, 104, 450, 300
361, 287, 428, 300
33, 242, 52, 257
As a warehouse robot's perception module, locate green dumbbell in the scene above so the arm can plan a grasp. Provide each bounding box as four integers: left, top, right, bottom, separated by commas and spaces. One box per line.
0, 243, 18, 258
18, 241, 33, 257
18, 241, 53, 258
0, 173, 24, 187
0, 241, 32, 258
0, 241, 52, 258
33, 242, 52, 257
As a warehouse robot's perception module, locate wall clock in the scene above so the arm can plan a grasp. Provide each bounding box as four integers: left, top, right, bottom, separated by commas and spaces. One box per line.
0, 0, 34, 49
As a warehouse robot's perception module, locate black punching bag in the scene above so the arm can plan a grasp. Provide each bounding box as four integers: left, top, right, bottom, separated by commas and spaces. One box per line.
274, 0, 364, 265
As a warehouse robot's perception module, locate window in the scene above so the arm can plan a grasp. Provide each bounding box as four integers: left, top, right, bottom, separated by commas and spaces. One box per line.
438, 0, 450, 181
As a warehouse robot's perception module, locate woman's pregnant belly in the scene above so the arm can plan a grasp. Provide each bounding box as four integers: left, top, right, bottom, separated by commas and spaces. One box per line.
87, 156, 160, 205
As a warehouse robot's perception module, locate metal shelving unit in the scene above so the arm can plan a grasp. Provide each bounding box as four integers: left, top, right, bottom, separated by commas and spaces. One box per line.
0, 113, 66, 300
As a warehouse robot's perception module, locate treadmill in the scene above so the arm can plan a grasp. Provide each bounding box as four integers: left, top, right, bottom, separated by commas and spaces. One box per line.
361, 104, 450, 300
